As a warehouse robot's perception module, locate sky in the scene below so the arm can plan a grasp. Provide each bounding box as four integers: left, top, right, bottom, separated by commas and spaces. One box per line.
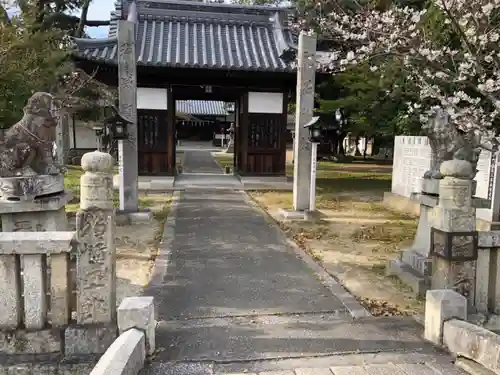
84, 0, 115, 38
5, 0, 115, 38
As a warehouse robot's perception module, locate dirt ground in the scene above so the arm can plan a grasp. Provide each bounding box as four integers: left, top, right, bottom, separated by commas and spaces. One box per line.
68, 192, 172, 306
251, 190, 424, 318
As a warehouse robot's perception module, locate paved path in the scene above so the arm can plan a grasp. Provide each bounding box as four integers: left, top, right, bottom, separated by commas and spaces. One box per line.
141, 189, 467, 375
182, 150, 223, 174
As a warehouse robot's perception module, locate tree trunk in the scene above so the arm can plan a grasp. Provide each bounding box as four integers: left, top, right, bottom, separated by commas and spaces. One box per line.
337, 132, 346, 155
355, 135, 362, 156
363, 134, 368, 159
76, 0, 91, 38
0, 5, 10, 24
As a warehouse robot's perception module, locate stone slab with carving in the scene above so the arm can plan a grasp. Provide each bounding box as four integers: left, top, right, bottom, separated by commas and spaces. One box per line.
0, 174, 64, 202
0, 92, 63, 178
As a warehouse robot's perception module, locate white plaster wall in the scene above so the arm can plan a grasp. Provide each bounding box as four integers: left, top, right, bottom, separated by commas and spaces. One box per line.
248, 92, 283, 114
69, 120, 98, 149
137, 87, 168, 110
391, 135, 497, 221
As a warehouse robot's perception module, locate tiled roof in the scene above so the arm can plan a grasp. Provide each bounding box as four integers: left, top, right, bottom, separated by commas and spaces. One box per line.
176, 100, 228, 116
72, 0, 297, 73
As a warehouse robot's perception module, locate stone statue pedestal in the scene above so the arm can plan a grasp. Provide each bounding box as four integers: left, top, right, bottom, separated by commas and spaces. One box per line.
430, 163, 478, 311
387, 167, 483, 298
0, 174, 70, 232
421, 176, 477, 197
386, 183, 437, 297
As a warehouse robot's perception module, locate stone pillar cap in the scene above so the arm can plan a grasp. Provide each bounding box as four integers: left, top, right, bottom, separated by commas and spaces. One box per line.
81, 151, 114, 173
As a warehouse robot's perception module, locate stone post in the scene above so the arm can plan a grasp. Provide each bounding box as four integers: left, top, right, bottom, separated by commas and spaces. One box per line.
55, 108, 70, 165
67, 151, 117, 355
117, 19, 139, 212
75, 151, 116, 323
430, 159, 478, 310
293, 31, 317, 212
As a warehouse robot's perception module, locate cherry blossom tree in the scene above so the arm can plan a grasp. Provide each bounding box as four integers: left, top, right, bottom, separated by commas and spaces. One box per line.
314, 0, 500, 137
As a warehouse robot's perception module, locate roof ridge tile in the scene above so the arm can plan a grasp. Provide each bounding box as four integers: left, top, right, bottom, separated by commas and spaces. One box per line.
73, 7, 297, 73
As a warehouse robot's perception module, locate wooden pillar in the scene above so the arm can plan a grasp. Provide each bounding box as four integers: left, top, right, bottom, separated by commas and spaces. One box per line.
280, 91, 289, 175
166, 85, 176, 176
233, 99, 239, 170
240, 92, 249, 175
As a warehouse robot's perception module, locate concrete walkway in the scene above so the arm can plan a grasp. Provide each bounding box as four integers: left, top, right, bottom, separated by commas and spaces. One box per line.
182, 149, 224, 174
141, 189, 466, 374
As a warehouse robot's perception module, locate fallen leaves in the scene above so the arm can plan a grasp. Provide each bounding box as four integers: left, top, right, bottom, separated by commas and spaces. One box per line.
358, 297, 409, 317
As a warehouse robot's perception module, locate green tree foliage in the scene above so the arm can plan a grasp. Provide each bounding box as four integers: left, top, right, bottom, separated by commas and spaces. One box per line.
317, 58, 422, 151
0, 0, 113, 128
5, 0, 109, 36
0, 11, 69, 126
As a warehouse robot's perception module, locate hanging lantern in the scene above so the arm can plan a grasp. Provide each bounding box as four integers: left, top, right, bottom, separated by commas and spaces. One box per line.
224, 102, 235, 114
304, 116, 322, 143
104, 113, 133, 140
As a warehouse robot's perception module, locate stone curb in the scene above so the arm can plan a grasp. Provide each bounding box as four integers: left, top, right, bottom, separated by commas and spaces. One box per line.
89, 328, 146, 375
242, 191, 370, 319
455, 357, 496, 375
443, 319, 500, 374
147, 190, 181, 288
209, 152, 227, 173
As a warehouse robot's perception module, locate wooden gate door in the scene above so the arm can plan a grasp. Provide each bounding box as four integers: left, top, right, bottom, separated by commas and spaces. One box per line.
246, 113, 286, 175
137, 109, 170, 175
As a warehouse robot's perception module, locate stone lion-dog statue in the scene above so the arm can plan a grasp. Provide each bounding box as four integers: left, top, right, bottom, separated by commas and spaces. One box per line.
0, 92, 63, 178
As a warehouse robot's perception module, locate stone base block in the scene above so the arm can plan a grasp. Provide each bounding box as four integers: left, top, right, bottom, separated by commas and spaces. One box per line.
129, 211, 154, 224
117, 297, 155, 355
0, 329, 62, 354
0, 174, 65, 202
64, 324, 117, 356
386, 259, 430, 298
113, 175, 175, 191
0, 192, 72, 214
277, 208, 310, 221
425, 289, 467, 345
116, 209, 153, 225
400, 249, 432, 276
240, 176, 293, 191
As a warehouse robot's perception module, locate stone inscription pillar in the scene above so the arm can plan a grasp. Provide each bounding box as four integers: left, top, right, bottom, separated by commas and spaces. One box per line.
55, 108, 70, 166
75, 151, 116, 324
117, 19, 139, 212
293, 31, 317, 212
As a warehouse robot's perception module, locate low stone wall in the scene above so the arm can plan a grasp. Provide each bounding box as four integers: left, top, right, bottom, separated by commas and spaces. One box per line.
0, 359, 97, 374
90, 297, 155, 375
425, 289, 500, 374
